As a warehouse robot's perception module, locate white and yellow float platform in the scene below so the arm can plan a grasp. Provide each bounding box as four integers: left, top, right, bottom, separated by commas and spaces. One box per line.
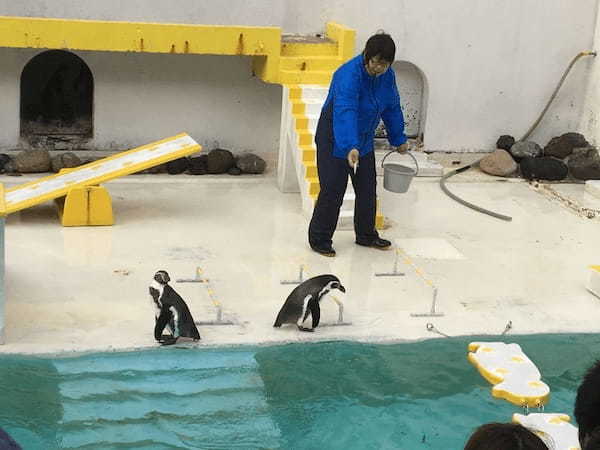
513, 413, 580, 450
468, 341, 550, 408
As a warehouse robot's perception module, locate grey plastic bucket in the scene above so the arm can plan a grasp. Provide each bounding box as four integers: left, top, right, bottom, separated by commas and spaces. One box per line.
382, 151, 419, 193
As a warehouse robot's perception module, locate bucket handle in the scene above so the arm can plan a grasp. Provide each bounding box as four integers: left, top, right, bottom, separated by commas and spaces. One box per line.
381, 150, 419, 175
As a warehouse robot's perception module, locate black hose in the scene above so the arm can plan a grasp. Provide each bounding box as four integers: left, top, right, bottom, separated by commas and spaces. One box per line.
440, 51, 597, 221
520, 51, 597, 142
440, 163, 513, 222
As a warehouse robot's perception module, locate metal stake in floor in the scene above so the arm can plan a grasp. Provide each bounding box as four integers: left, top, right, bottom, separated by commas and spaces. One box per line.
280, 264, 307, 285
388, 249, 445, 318
176, 267, 235, 325
374, 249, 405, 277
411, 287, 444, 318
319, 295, 352, 327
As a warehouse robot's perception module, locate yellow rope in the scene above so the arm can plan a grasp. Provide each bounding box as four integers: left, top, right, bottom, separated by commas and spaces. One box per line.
397, 249, 435, 288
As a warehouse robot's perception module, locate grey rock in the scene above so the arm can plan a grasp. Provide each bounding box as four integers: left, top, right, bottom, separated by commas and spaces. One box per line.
236, 153, 267, 174
520, 156, 568, 181
544, 132, 589, 159
207, 148, 235, 174
166, 157, 189, 175
3, 158, 16, 174
496, 135, 515, 151
140, 163, 167, 174
0, 154, 10, 170
479, 149, 518, 177
188, 156, 207, 175
510, 141, 542, 161
228, 166, 242, 176
50, 152, 82, 173
568, 147, 600, 180
14, 149, 51, 173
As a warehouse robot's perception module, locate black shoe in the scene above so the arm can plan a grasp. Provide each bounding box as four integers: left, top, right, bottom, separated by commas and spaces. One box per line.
310, 243, 336, 257
356, 237, 392, 250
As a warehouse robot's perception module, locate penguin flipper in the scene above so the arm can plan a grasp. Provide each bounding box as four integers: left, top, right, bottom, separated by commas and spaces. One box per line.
311, 303, 321, 329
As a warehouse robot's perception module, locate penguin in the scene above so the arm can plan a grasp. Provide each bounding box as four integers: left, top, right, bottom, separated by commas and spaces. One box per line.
149, 270, 201, 345
274, 274, 346, 332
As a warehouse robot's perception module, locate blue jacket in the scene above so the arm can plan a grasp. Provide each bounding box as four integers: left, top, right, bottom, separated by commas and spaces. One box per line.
321, 54, 407, 159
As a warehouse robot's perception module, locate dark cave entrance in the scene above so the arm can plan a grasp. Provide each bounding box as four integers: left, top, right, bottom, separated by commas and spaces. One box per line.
20, 50, 94, 147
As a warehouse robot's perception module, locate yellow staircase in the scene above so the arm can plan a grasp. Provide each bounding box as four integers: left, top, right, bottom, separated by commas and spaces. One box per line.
276, 23, 384, 229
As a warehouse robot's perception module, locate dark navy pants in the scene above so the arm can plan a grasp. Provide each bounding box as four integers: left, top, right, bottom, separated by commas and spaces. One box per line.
308, 104, 379, 247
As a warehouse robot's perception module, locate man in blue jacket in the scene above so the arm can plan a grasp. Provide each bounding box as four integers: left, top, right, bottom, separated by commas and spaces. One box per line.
308, 32, 408, 257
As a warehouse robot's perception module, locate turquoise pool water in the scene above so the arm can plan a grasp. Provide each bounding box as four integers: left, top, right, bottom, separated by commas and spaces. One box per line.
1, 334, 598, 449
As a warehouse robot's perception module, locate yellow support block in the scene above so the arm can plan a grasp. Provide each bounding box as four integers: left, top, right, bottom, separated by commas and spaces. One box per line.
0, 184, 6, 218
55, 185, 114, 227
326, 22, 356, 61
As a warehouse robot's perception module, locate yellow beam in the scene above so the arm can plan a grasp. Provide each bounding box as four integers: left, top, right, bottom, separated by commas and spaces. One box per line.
326, 22, 356, 61
0, 184, 5, 217
5, 133, 200, 214
0, 16, 280, 56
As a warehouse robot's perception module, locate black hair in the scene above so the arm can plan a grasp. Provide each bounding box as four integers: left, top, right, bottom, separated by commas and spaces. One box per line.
363, 32, 396, 63
584, 428, 600, 450
464, 423, 548, 450
575, 360, 600, 447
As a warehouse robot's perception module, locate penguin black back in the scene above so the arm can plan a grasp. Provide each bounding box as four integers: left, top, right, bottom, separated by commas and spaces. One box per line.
274, 274, 345, 330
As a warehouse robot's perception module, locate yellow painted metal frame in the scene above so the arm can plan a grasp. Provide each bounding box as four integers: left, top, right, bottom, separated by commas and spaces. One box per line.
5, 133, 201, 215
0, 184, 5, 218
326, 22, 356, 62
0, 17, 356, 85
0, 15, 282, 83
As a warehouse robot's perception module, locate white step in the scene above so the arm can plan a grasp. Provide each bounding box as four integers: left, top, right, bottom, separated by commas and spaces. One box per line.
586, 180, 600, 199
300, 99, 324, 115
300, 85, 329, 101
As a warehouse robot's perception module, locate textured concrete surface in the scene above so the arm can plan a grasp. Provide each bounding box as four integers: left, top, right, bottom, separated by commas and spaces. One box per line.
0, 170, 599, 355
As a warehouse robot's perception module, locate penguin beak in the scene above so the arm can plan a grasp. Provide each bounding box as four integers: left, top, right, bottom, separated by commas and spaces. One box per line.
337, 284, 346, 293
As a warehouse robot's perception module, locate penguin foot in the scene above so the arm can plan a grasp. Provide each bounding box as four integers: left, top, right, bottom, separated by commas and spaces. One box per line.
158, 335, 178, 346
298, 326, 315, 332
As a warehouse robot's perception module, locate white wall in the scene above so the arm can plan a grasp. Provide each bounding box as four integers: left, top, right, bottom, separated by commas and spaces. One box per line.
0, 48, 282, 156
1, 0, 598, 152
0, 0, 286, 27
580, 5, 600, 146
285, 0, 599, 151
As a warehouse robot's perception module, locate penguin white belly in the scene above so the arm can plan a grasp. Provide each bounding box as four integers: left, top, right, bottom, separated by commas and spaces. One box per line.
297, 295, 313, 328
170, 306, 180, 336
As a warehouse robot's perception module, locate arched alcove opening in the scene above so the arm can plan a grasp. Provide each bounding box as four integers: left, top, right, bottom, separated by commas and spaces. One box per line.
20, 50, 94, 146
375, 60, 428, 144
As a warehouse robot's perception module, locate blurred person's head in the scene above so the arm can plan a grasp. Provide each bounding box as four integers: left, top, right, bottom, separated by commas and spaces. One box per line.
464, 423, 548, 450
576, 360, 600, 448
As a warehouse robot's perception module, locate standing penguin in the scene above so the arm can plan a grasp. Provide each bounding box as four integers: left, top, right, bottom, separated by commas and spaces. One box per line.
149, 270, 201, 345
274, 274, 346, 332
